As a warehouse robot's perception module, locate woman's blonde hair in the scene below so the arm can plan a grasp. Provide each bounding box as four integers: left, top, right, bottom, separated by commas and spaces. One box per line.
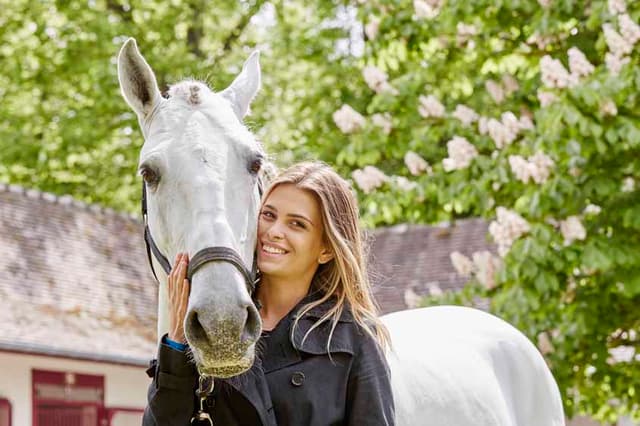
261, 161, 390, 350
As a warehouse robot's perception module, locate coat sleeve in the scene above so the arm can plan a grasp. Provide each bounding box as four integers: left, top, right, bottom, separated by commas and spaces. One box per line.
142, 337, 198, 426
345, 331, 395, 425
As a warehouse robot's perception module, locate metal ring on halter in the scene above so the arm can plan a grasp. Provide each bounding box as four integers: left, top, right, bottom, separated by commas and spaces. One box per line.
191, 374, 215, 425
196, 374, 215, 397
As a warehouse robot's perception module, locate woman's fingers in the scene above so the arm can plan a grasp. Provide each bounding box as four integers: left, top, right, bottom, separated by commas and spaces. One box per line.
180, 276, 190, 304
168, 253, 183, 290
177, 255, 187, 282
168, 253, 190, 343
168, 255, 189, 305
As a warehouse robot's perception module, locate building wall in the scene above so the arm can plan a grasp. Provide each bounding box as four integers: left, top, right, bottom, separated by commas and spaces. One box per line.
0, 351, 149, 426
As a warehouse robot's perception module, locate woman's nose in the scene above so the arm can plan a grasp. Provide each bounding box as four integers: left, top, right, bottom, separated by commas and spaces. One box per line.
266, 222, 284, 240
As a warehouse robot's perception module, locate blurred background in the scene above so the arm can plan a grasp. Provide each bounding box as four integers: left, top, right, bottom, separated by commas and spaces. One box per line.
0, 0, 638, 425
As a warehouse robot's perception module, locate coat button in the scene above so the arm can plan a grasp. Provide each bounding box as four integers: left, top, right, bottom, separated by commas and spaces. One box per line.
290, 371, 305, 387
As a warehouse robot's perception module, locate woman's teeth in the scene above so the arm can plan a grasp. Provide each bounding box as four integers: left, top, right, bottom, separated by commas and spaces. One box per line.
263, 245, 286, 254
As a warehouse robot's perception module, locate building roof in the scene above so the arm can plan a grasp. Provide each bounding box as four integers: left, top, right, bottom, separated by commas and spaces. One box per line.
368, 220, 493, 314
0, 184, 157, 366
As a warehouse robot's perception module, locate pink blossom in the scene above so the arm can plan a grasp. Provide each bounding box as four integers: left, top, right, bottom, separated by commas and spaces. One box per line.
418, 95, 445, 118
605, 53, 630, 75
568, 47, 595, 78
450, 251, 473, 277
442, 136, 478, 171
608, 0, 627, 15
619, 14, 640, 45
537, 90, 558, 107
351, 166, 388, 193
362, 66, 397, 94
452, 104, 479, 126
333, 104, 366, 134
404, 151, 431, 176
559, 216, 586, 245
485, 80, 505, 104
365, 17, 380, 41
489, 207, 531, 257
371, 113, 393, 135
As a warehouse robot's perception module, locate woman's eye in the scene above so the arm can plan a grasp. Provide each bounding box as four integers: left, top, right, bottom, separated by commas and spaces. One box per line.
261, 211, 274, 219
140, 166, 160, 186
291, 221, 306, 229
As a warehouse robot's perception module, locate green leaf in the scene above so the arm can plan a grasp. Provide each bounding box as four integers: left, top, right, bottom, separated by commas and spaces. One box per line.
582, 241, 613, 271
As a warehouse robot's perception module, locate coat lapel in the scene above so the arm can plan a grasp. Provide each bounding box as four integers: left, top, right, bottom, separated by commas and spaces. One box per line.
223, 362, 277, 426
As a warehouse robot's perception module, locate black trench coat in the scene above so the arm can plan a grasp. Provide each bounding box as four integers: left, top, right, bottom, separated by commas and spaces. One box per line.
142, 293, 395, 426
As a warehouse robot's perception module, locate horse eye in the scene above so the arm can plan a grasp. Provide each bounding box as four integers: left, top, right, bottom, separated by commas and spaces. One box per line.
249, 158, 262, 175
141, 166, 160, 186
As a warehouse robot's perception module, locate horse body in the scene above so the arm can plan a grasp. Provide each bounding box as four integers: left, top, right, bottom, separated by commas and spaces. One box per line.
383, 306, 565, 425
117, 38, 565, 425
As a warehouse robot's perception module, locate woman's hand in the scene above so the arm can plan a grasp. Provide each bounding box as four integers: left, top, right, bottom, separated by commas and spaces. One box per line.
168, 253, 190, 343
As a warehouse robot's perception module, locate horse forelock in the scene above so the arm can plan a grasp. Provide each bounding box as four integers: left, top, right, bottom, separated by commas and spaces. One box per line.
167, 80, 210, 106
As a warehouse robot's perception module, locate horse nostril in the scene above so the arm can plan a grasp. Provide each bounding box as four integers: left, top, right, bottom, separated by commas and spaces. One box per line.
187, 311, 207, 343
241, 304, 261, 345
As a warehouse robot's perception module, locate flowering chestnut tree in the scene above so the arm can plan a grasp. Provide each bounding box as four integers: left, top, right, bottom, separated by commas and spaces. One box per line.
315, 0, 640, 422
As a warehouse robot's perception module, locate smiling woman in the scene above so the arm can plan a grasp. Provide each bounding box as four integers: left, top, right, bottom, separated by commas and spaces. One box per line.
148, 161, 395, 426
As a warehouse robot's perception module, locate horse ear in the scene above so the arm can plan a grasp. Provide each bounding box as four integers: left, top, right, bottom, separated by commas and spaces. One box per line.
220, 51, 261, 120
117, 38, 162, 118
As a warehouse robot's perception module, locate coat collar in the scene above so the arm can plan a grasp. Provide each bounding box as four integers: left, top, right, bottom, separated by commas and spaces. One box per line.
260, 288, 357, 374
292, 287, 354, 324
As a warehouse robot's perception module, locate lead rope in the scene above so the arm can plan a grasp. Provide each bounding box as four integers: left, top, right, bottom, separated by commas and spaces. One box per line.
191, 374, 215, 425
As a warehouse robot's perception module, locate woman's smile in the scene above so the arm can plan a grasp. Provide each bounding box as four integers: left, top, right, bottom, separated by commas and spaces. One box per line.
261, 242, 289, 256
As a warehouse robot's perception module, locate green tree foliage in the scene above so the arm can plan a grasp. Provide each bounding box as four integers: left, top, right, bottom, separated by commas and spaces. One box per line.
0, 0, 352, 210
339, 0, 639, 422
0, 0, 638, 421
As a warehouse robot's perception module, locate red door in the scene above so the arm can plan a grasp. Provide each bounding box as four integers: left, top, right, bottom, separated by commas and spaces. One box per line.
37, 404, 98, 426
32, 370, 104, 426
0, 398, 11, 426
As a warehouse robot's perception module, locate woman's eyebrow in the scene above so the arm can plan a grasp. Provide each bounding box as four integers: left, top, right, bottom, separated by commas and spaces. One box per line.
288, 213, 314, 227
263, 204, 314, 226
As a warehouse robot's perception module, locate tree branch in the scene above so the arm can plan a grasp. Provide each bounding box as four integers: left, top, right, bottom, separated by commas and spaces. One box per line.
187, 0, 205, 58
106, 0, 133, 22
213, 0, 267, 62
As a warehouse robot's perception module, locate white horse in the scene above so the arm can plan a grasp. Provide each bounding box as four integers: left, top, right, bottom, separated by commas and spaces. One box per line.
117, 38, 565, 426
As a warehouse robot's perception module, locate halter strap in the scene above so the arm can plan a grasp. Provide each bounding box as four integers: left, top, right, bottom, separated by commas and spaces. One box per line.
188, 246, 255, 292
142, 183, 171, 281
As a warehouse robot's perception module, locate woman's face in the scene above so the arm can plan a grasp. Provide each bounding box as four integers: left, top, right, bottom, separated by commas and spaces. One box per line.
257, 184, 332, 280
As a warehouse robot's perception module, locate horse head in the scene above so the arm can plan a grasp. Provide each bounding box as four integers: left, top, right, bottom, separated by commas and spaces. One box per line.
117, 38, 263, 377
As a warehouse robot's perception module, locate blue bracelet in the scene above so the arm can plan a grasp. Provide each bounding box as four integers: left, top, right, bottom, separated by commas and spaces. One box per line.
163, 335, 188, 351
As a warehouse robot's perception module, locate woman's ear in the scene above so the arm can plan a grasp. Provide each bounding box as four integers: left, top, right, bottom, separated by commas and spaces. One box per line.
318, 248, 334, 265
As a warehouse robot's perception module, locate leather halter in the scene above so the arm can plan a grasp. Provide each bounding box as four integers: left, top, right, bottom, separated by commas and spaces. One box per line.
141, 182, 260, 295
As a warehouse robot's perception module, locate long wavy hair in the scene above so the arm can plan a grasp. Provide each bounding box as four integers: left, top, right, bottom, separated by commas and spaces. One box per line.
260, 161, 390, 350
